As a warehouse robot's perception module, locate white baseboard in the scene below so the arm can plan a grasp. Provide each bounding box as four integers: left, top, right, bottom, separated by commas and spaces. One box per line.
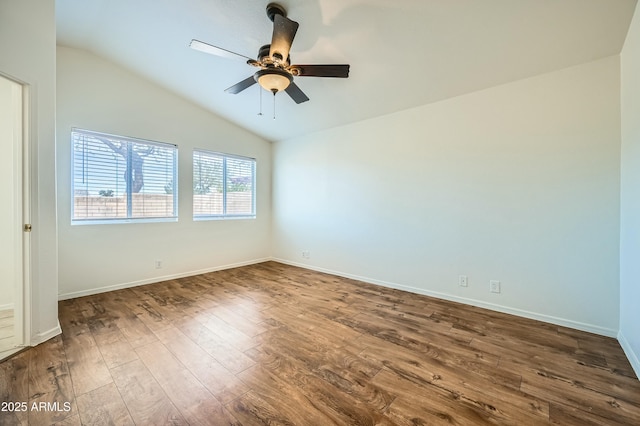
0, 303, 14, 311
618, 331, 640, 379
0, 321, 63, 361
58, 258, 271, 301
271, 258, 619, 338
57, 256, 620, 339
31, 320, 62, 346
0, 346, 24, 362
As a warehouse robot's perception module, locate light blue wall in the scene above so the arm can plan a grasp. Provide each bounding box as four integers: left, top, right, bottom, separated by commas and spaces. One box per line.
620, 3, 640, 377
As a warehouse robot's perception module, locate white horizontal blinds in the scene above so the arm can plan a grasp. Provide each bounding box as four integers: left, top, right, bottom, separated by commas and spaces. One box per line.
226, 157, 255, 216
130, 141, 177, 218
193, 150, 224, 216
72, 129, 177, 222
72, 131, 128, 220
193, 149, 256, 218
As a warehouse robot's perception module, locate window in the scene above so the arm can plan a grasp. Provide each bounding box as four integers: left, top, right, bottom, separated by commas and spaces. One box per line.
193, 149, 256, 219
72, 129, 178, 223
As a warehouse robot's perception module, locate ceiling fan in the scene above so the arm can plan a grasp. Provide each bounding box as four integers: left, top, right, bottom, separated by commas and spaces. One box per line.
190, 2, 350, 104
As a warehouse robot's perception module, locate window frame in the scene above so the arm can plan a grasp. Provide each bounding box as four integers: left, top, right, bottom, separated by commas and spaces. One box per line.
71, 128, 178, 225
192, 149, 257, 221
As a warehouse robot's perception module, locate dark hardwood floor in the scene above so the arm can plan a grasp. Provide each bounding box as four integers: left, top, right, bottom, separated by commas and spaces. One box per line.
1, 261, 639, 425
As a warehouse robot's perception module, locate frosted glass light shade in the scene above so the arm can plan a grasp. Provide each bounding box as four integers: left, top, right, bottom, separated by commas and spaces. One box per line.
255, 69, 292, 93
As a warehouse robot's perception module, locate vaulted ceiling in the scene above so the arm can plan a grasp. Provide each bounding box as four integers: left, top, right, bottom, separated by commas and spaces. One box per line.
56, 0, 637, 142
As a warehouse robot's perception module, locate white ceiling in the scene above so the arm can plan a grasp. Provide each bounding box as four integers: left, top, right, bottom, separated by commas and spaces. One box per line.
56, 0, 637, 142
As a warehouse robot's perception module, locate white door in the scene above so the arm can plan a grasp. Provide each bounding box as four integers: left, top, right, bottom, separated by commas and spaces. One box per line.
0, 74, 25, 357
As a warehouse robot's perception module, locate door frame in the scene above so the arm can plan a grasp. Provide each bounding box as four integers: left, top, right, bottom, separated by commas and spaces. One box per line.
0, 72, 30, 358
20, 81, 31, 349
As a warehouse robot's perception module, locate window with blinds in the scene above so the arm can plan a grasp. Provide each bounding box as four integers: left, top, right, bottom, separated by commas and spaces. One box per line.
193, 149, 256, 219
72, 129, 178, 223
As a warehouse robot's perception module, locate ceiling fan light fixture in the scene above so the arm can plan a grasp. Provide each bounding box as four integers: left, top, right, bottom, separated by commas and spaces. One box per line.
255, 68, 292, 93
193, 2, 349, 106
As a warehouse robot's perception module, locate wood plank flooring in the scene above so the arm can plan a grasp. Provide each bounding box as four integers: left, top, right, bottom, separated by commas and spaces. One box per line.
1, 261, 639, 425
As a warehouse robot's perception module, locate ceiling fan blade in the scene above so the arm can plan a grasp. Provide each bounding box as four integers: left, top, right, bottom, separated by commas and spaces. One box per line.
285, 82, 309, 104
225, 76, 257, 94
190, 39, 254, 62
269, 14, 299, 62
292, 64, 350, 78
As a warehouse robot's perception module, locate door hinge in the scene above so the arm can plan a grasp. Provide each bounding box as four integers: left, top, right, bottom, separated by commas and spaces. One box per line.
24, 224, 32, 232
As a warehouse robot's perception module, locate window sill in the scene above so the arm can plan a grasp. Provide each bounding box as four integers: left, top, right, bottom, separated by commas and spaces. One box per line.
193, 215, 256, 221
71, 217, 179, 226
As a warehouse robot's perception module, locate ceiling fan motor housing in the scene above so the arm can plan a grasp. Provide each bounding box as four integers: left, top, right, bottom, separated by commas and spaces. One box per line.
258, 44, 291, 67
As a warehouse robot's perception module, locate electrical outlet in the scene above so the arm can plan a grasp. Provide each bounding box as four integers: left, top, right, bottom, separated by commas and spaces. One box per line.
302, 251, 310, 259
490, 280, 500, 293
459, 275, 468, 287
155, 260, 163, 269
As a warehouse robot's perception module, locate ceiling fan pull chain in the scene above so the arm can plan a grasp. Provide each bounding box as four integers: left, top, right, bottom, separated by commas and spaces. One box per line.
258, 87, 263, 116
273, 92, 276, 120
